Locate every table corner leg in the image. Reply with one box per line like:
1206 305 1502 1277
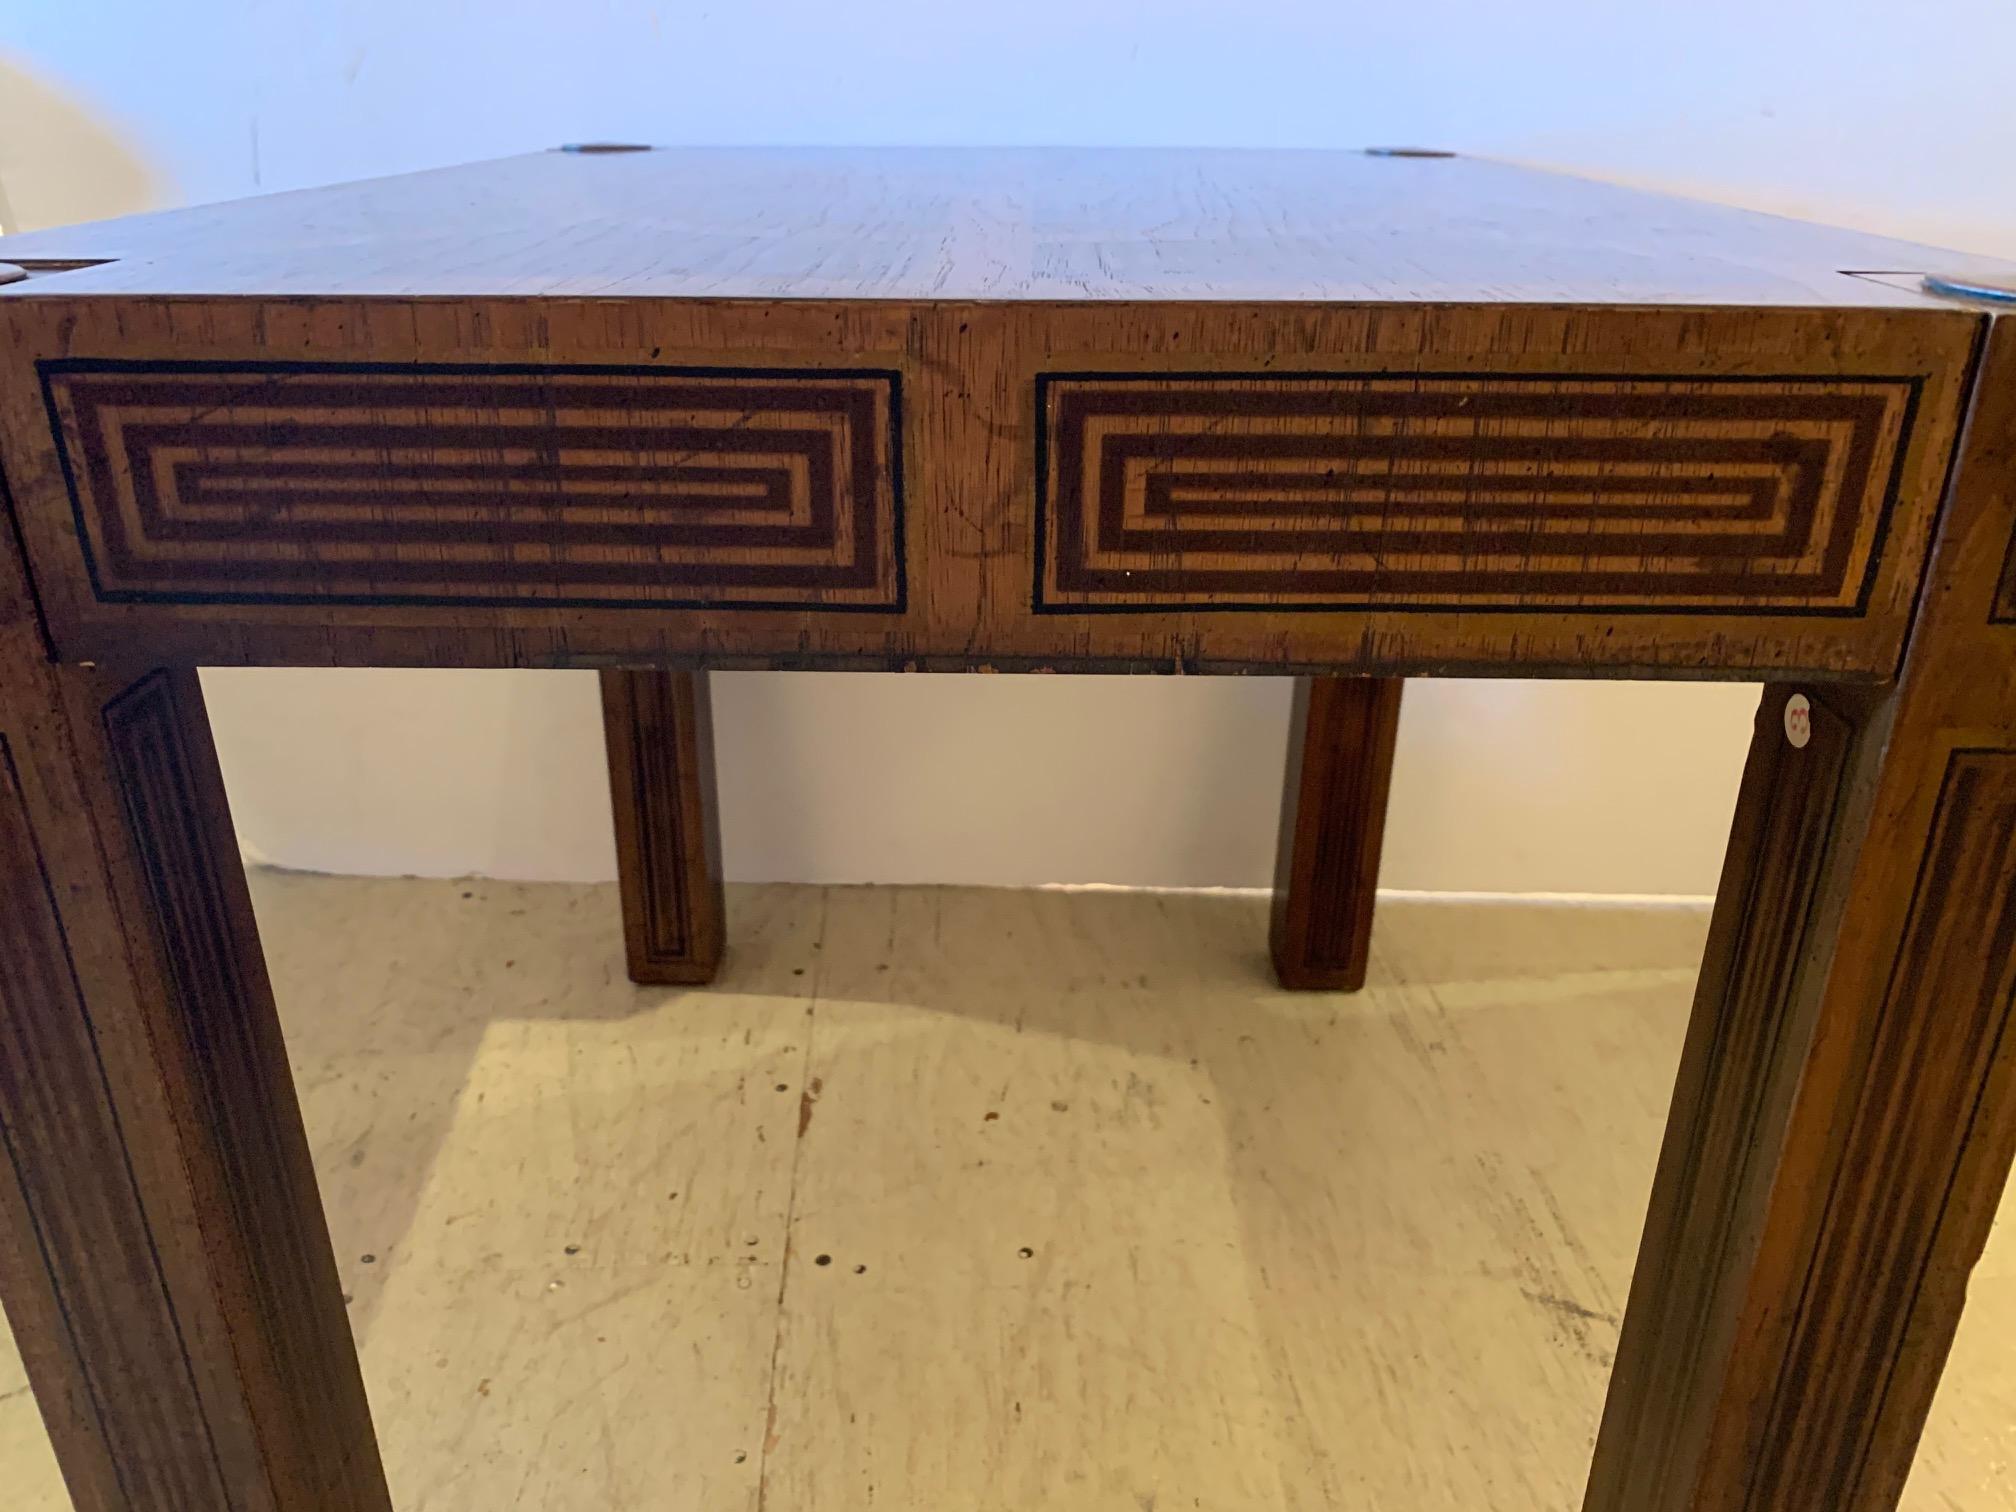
0 660 391 1511
599 667 727 987
1269 675 1404 992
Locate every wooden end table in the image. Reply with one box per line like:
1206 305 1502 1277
0 146 2011 1512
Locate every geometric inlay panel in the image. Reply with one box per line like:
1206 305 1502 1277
1036 373 1918 615
41 360 903 612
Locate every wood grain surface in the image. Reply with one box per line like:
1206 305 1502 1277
0 147 2003 305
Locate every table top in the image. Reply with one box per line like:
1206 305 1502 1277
0 146 2001 682
0 145 2001 308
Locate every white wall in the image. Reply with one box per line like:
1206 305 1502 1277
197 670 1758 894
10 2 2014 893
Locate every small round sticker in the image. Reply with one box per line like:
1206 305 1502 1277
1784 693 1812 749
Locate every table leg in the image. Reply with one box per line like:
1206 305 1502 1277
0 661 389 1512
1587 320 2016 1512
599 669 726 986
1270 676 1404 991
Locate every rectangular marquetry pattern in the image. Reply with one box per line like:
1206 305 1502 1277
1036 373 1919 614
40 360 903 612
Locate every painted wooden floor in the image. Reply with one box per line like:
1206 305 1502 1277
2 877 2009 1510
